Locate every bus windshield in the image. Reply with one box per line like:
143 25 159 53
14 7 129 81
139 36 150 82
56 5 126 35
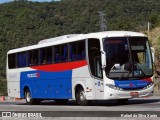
103 37 153 80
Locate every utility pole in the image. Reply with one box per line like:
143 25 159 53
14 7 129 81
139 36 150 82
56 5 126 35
148 22 150 33
98 11 107 31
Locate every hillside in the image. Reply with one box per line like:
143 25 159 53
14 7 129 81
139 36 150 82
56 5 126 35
148 27 160 46
0 0 160 78
147 27 160 66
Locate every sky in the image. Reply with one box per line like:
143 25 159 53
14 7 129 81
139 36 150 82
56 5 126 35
0 0 61 4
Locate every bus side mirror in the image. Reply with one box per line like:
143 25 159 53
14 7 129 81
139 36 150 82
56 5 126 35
101 51 106 68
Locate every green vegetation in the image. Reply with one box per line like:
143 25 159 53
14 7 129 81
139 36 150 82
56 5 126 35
0 79 7 96
1 0 160 94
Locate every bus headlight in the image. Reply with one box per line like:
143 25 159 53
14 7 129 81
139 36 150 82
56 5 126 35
143 82 153 90
106 84 123 91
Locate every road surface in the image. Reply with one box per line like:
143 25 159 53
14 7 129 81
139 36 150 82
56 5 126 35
0 95 160 120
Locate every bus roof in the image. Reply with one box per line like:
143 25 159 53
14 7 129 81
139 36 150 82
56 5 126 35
7 31 146 54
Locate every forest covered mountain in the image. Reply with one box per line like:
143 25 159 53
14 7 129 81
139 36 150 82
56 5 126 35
0 0 160 78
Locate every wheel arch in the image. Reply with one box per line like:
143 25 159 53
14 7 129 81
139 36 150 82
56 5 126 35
22 85 32 98
74 82 86 99
24 86 29 92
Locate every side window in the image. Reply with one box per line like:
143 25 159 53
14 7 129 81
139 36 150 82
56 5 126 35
40 48 45 64
54 45 61 63
69 42 77 61
17 52 27 68
88 38 102 79
78 41 85 60
61 44 68 62
8 54 16 69
54 44 68 63
28 49 39 66
46 47 52 64
69 40 85 61
40 47 52 65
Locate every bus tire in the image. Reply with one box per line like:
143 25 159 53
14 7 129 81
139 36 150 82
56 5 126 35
117 99 128 105
55 99 68 105
76 88 89 106
25 89 38 105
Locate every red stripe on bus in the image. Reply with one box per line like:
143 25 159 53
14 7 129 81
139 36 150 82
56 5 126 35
142 78 152 82
30 60 87 72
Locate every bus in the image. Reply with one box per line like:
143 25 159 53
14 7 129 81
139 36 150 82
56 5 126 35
7 31 154 105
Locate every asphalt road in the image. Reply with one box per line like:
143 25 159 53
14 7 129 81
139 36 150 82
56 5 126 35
0 95 160 120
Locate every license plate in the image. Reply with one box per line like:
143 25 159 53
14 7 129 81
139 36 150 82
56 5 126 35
130 92 139 98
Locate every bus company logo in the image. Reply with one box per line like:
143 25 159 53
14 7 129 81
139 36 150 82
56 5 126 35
27 72 40 78
119 83 135 87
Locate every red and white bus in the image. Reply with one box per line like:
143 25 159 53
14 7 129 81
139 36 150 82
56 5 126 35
7 31 154 105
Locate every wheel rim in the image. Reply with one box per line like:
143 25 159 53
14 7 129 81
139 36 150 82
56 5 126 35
26 91 31 102
79 91 85 101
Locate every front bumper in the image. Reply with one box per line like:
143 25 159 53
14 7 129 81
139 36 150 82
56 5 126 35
104 84 154 100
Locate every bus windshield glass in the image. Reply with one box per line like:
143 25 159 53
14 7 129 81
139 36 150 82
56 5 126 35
103 37 153 80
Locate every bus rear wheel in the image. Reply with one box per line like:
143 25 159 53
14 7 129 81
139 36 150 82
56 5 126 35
76 88 89 106
25 89 40 105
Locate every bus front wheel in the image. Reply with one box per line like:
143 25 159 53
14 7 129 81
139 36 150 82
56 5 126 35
76 88 89 106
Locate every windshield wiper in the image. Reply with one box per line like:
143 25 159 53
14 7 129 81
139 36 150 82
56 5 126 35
119 71 131 80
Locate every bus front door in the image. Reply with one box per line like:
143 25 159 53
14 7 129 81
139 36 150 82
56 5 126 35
94 56 104 99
